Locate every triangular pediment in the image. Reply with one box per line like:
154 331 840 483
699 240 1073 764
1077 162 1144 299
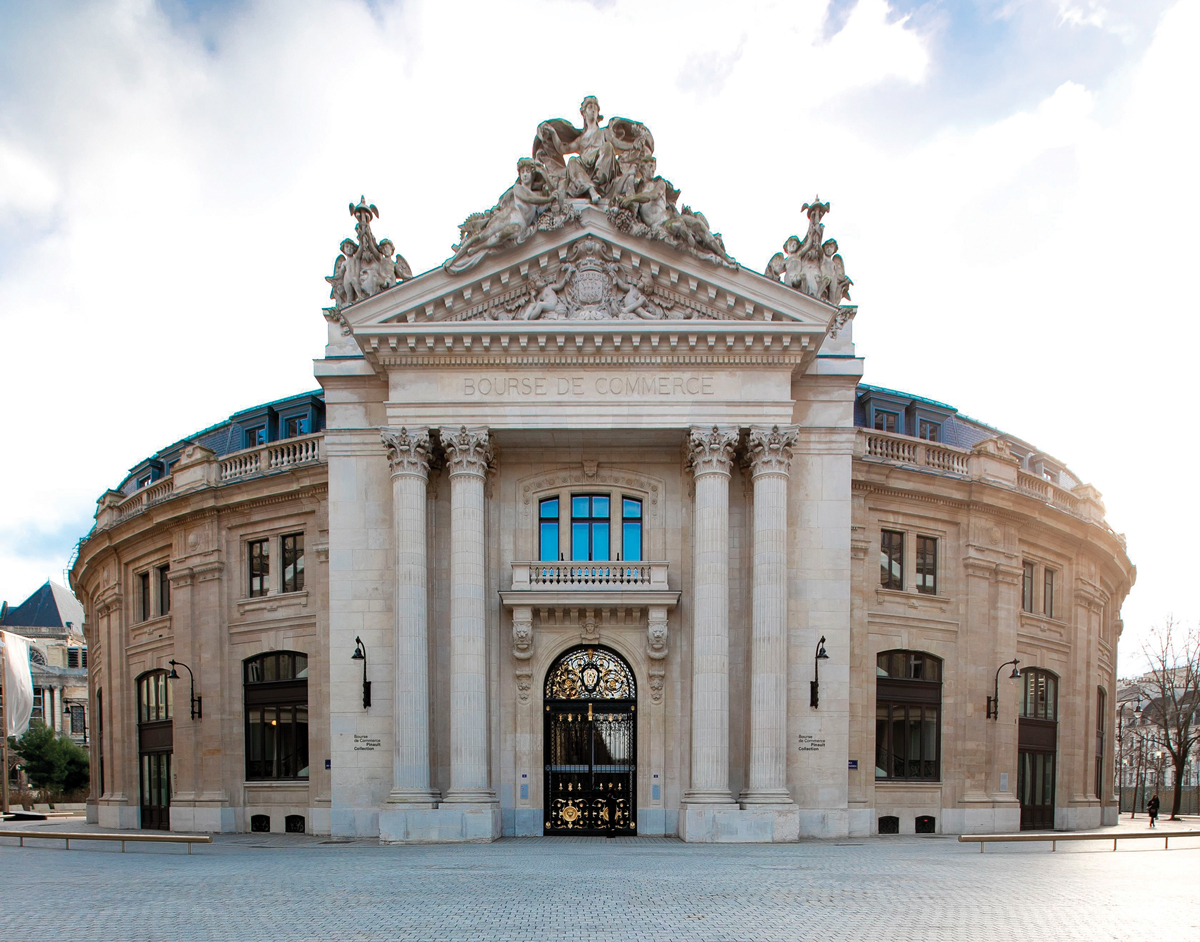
343 209 839 334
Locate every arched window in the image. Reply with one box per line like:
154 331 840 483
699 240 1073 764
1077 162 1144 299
137 670 173 723
875 651 942 781
135 670 173 830
1019 668 1058 720
244 652 309 780
29 647 46 666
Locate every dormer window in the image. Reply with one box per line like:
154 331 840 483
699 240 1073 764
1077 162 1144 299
873 411 897 433
245 426 267 448
282 416 309 438
917 420 940 442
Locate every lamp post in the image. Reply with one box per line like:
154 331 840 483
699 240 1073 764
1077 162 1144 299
809 636 829 709
351 636 371 709
167 660 202 720
986 659 1021 720
1117 691 1144 816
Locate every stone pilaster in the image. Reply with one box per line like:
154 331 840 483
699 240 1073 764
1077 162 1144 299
381 427 438 807
742 424 798 806
682 425 739 806
439 426 497 805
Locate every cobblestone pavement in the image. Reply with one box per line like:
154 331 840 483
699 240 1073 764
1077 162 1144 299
2 823 1197 941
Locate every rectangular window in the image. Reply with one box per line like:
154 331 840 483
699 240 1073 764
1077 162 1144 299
880 530 904 590
283 416 309 438
1095 688 1107 799
68 647 80 669
915 536 937 595
571 495 610 562
622 498 643 562
31 686 44 723
81 648 87 669
281 533 305 593
69 704 85 735
539 498 560 562
873 411 897 432
137 475 152 489
918 420 940 442
1043 568 1055 618
138 571 151 621
158 565 171 616
245 426 267 448
1022 560 1036 612
248 539 269 597
875 703 940 781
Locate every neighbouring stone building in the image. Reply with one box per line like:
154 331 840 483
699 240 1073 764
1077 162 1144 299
70 99 1134 840
1 581 90 748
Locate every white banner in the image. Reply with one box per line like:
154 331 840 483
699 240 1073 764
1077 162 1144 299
1 631 34 737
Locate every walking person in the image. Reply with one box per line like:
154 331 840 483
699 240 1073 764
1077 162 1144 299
1147 792 1160 828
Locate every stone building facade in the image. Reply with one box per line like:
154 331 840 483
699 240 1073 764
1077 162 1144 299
70 101 1134 840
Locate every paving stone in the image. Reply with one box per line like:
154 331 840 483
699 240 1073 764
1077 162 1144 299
1 830 1196 940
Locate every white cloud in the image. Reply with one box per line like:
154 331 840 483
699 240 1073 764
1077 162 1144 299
0 0 1194 675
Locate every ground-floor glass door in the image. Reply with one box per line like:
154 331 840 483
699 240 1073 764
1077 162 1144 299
543 646 636 835
139 751 172 831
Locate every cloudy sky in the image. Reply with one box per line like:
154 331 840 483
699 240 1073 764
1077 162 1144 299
1 0 1195 673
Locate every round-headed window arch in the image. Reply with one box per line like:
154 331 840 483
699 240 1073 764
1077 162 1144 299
544 645 636 701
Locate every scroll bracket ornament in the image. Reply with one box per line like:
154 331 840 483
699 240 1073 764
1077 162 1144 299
381 427 432 478
512 606 534 703
646 606 668 705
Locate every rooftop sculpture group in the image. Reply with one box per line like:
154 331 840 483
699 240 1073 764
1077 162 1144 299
325 197 412 314
764 197 852 306
323 98 855 323
444 96 737 274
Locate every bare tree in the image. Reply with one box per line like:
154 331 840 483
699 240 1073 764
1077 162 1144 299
1140 618 1200 820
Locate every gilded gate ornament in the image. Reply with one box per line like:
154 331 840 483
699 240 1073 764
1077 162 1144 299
545 647 636 700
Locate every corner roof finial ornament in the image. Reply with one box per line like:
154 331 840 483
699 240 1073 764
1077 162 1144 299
766 195 852 310
323 197 412 325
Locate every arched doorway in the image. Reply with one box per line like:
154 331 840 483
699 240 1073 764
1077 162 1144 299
136 670 173 831
1017 667 1059 830
543 646 636 835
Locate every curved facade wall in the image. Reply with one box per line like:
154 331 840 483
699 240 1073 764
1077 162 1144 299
72 386 1133 838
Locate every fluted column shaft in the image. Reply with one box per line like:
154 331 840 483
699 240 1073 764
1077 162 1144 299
743 425 798 805
382 428 438 806
440 426 495 803
684 425 739 803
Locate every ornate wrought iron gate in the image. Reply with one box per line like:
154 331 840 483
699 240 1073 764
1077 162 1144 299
543 646 637 835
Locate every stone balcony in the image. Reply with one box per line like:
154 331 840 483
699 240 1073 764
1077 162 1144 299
501 560 679 612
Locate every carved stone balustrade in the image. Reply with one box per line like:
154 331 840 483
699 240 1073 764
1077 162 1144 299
502 560 677 611
219 433 324 483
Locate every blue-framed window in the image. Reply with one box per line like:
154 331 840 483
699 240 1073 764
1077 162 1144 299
622 498 643 561
571 495 610 561
539 498 560 561
281 415 309 438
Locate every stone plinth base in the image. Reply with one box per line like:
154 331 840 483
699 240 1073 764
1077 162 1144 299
1101 805 1118 827
942 800 1021 835
379 805 501 843
97 802 140 830
679 804 799 842
170 804 236 833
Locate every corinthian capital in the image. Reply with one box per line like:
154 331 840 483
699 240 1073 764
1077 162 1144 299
440 425 493 477
381 427 432 478
747 424 799 477
687 425 739 476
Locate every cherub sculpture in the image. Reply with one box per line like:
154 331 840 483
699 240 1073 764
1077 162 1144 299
519 266 573 320
611 267 665 319
326 198 412 310
765 197 852 304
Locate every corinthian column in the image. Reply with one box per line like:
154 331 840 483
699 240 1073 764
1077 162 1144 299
381 427 439 807
683 425 739 805
742 425 799 806
439 426 496 804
